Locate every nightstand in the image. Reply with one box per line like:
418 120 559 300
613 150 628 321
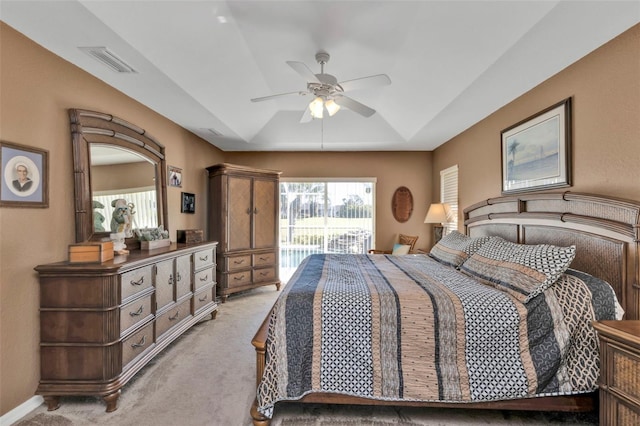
592 320 640 425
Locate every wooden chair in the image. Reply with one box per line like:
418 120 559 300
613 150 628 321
368 234 419 254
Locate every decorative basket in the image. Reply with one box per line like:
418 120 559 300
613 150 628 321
140 239 171 250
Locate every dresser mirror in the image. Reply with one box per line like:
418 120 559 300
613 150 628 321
70 109 168 244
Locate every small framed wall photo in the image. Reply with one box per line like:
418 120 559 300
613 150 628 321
501 97 572 195
181 192 195 214
168 165 182 187
0 141 49 208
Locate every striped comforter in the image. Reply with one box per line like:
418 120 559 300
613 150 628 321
257 254 619 417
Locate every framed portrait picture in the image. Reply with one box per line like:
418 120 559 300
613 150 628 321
501 97 572 195
0 141 49 208
181 192 195 214
168 165 182 188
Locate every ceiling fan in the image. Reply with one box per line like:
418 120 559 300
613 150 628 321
251 51 391 123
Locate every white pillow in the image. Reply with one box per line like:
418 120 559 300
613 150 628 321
392 243 411 255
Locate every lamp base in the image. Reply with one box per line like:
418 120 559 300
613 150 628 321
433 225 444 244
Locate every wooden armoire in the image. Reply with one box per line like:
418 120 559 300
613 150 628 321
206 163 281 302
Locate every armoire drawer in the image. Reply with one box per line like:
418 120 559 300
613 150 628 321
226 254 252 271
227 270 251 288
253 252 276 267
254 267 276 283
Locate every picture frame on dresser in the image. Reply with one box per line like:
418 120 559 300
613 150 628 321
501 97 572 194
0 140 49 208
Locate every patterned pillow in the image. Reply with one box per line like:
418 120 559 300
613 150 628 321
460 237 576 303
429 231 492 268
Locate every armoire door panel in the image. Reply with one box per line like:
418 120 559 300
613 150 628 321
253 179 277 249
227 176 252 251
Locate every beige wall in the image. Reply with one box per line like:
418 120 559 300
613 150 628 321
1 19 639 419
0 23 225 415
433 23 640 226
224 151 434 252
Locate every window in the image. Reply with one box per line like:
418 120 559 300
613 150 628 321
280 178 376 281
440 165 458 234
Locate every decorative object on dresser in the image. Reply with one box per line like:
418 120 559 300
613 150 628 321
177 229 204 244
206 163 281 302
67 241 114 263
35 242 218 413
592 320 640 425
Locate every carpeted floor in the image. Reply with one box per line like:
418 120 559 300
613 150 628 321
14 286 598 426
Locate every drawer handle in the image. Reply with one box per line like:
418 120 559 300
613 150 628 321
259 271 269 277
129 306 144 317
199 255 209 261
259 257 268 261
169 310 180 321
131 335 146 349
233 259 246 265
233 275 245 281
130 276 144 286
199 274 208 281
168 274 174 285
176 272 182 282
199 294 208 302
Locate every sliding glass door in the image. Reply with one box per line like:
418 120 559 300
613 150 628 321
279 179 376 281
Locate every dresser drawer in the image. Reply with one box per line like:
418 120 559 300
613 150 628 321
121 265 153 301
227 270 251 288
226 254 252 271
611 344 640 401
122 322 153 369
194 248 214 270
254 267 276 283
120 294 153 335
194 285 215 314
194 267 214 291
155 299 191 339
253 252 276 267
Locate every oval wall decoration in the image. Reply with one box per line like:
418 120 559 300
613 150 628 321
391 186 413 223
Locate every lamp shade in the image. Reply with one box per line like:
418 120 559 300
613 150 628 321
325 98 341 116
309 96 324 118
424 203 451 224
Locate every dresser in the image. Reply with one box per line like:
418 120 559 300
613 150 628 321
206 163 281 302
35 242 217 412
592 320 640 425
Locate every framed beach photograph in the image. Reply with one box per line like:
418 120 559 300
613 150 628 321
501 98 572 194
181 192 195 214
0 141 49 208
168 165 182 188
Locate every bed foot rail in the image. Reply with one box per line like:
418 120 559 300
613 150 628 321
251 398 271 426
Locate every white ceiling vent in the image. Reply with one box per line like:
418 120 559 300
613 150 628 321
79 47 137 73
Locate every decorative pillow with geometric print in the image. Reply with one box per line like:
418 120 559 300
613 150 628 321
429 230 493 268
459 236 576 303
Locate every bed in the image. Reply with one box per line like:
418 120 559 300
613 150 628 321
250 191 640 425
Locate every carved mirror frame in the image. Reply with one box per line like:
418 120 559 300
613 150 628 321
70 109 168 243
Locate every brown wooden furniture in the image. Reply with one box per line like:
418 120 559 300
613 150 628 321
592 320 640 425
251 191 640 425
35 242 218 412
207 163 281 302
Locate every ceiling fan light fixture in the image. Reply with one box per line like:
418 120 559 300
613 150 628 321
325 98 340 116
309 96 324 119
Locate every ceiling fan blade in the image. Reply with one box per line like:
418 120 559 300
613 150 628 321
339 74 391 92
299 107 312 123
334 95 376 117
251 90 305 102
287 61 321 83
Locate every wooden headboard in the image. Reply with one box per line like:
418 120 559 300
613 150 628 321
464 191 640 320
